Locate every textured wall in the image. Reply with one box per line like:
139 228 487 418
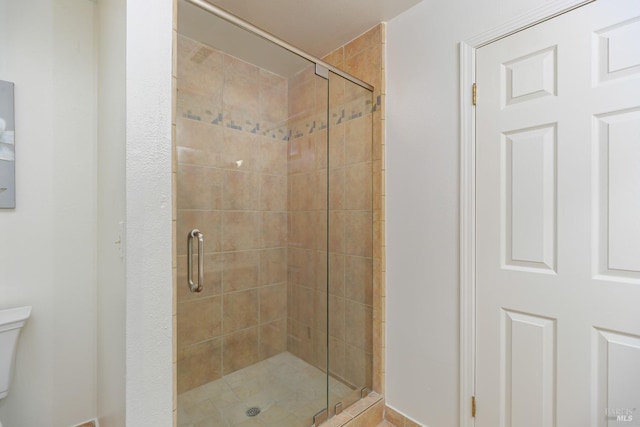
125 0 174 425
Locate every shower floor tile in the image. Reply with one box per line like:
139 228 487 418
178 352 354 427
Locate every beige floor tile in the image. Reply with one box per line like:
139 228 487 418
185 399 220 423
178 351 359 427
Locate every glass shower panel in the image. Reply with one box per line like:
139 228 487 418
327 71 374 416
175 4 330 425
286 63 330 425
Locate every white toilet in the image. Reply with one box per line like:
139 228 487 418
0 306 32 427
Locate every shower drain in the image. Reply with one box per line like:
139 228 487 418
246 407 261 417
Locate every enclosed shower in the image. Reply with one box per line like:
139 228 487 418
175 1 375 426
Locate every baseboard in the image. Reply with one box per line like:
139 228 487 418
73 418 98 427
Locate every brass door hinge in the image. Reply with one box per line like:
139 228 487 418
472 83 477 106
472 396 476 417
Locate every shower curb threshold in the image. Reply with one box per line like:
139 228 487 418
318 392 383 427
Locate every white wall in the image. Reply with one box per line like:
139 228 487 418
97 0 127 425
125 0 174 425
385 0 556 425
0 0 98 426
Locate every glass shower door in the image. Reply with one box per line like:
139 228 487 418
284 63 330 425
175 8 331 425
176 3 374 426
327 71 374 416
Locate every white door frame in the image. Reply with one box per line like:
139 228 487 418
458 1 594 425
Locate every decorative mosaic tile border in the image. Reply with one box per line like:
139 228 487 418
178 92 379 142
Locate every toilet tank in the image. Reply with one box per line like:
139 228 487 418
0 306 31 399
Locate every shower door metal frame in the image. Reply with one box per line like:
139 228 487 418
182 0 374 92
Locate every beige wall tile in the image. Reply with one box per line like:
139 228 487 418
329 123 345 168
289 284 314 325
328 295 345 341
345 211 373 257
259 174 287 211
223 55 259 128
259 137 288 175
372 121 382 162
346 45 382 89
345 25 381 59
222 251 260 293
177 165 223 210
345 162 373 211
315 212 328 252
329 168 346 210
315 251 328 291
288 211 314 250
288 66 316 117
329 335 346 379
345 345 372 389
315 169 329 211
313 290 327 333
177 253 223 302
259 283 287 323
287 319 313 363
221 127 260 171
222 170 259 210
261 211 287 248
288 248 315 286
315 129 329 169
289 172 315 211
328 252 345 297
345 255 373 305
177 296 222 348
260 248 287 286
288 135 316 175
329 74 346 111
222 211 260 251
177 338 222 394
328 211 345 254
222 327 259 375
259 69 288 130
176 118 223 167
313 330 328 370
323 47 345 68
222 289 259 333
345 116 373 165
345 301 373 351
177 210 222 255
177 35 224 97
259 318 287 360
373 169 382 211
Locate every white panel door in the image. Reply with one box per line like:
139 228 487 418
476 1 640 426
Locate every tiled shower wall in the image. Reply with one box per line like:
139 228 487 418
174 23 386 406
323 24 387 396
285 63 375 393
284 24 386 398
175 35 290 393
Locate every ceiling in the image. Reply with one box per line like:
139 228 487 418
178 0 423 77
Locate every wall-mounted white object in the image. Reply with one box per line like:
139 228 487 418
0 80 15 209
0 306 31 400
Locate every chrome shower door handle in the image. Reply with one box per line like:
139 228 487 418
187 229 204 293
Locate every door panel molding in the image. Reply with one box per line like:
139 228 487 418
459 2 594 426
